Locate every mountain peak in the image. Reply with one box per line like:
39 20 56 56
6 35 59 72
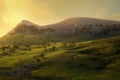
16 20 42 29
7 20 41 35
60 17 120 25
20 20 35 26
6 17 120 37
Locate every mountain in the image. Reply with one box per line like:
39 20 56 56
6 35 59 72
7 20 42 35
0 17 120 80
1 17 120 45
7 17 120 36
44 17 120 37
46 17 120 29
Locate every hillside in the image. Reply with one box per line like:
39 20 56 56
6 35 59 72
1 17 120 45
0 17 120 80
0 35 120 80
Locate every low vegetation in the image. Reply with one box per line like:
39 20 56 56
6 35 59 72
0 36 120 80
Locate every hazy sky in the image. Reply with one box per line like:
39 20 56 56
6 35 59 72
0 0 120 37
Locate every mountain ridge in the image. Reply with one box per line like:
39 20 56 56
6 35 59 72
9 17 120 30
2 17 120 45
6 17 120 36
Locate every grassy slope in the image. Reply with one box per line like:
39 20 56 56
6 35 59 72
30 36 120 80
0 36 120 80
0 33 98 46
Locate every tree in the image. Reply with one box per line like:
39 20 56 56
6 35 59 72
40 53 45 59
52 46 56 51
63 42 67 47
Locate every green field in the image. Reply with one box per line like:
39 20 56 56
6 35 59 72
0 36 120 80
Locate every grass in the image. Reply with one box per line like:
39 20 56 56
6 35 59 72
0 36 119 80
0 48 44 68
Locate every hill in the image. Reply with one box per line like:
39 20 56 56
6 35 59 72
0 35 120 80
1 17 120 45
0 17 120 80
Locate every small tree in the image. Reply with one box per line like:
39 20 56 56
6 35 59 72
63 42 67 48
40 53 45 59
52 46 56 51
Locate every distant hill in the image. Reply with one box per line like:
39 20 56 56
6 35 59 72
1 17 120 45
7 20 42 35
44 17 120 37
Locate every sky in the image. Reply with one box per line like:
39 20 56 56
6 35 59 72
0 0 120 37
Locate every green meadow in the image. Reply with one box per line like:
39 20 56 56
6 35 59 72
0 36 120 80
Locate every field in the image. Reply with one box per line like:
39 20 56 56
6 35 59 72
0 36 120 80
